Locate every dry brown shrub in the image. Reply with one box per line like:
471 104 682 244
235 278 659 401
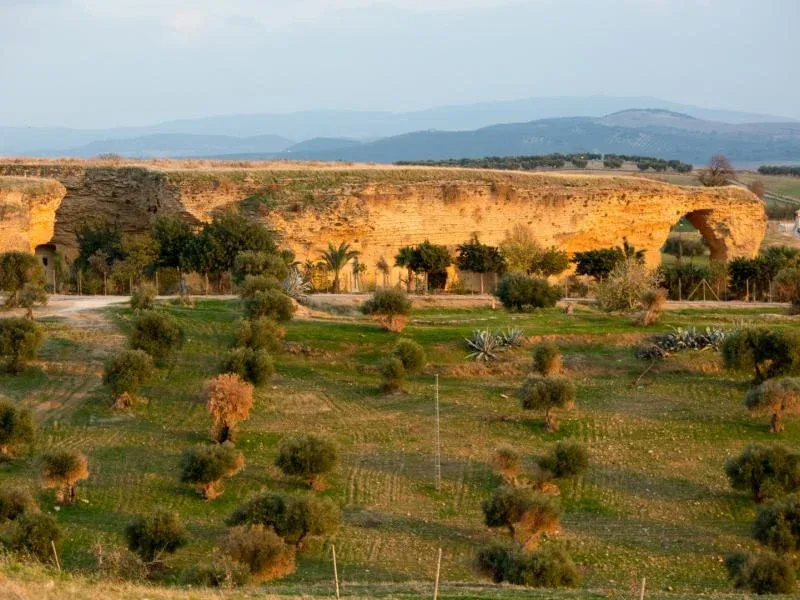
111 391 136 410
222 525 295 582
491 448 521 484
42 451 89 505
204 374 254 443
633 288 667 326
375 315 409 332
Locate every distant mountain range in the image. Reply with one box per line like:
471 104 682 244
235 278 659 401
2 97 800 165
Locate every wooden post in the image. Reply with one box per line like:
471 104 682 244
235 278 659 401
332 544 340 599
155 270 159 296
433 548 442 600
678 278 682 302
434 375 441 492
51 540 61 574
639 576 646 600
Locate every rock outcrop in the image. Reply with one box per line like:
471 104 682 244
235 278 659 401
0 161 767 285
0 177 66 253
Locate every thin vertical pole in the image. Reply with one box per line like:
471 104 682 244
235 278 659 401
51 540 61 574
433 548 442 600
435 375 441 491
332 544 340 599
639 576 646 600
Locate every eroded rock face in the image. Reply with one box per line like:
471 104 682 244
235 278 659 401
0 163 766 285
0 177 66 252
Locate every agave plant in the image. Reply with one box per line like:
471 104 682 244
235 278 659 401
499 327 525 348
651 326 726 353
282 269 311 303
465 329 505 362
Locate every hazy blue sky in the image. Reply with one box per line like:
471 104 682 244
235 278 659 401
2 0 798 127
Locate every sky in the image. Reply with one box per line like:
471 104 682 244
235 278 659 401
1 0 799 128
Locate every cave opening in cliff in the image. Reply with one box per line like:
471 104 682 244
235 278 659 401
35 243 58 290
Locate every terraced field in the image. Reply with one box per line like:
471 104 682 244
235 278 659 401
1 300 799 598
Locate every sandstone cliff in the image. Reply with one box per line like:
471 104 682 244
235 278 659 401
0 177 66 253
0 161 766 286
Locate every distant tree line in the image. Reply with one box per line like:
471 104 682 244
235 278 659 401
758 165 800 177
396 153 692 173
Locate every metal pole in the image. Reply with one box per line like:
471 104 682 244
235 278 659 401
435 375 441 492
332 544 340 600
51 540 61 573
433 548 442 600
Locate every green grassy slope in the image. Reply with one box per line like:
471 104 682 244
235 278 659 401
0 301 797 597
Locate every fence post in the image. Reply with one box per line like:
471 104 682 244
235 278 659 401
434 375 441 492
332 544 340 599
639 576 646 599
433 548 442 600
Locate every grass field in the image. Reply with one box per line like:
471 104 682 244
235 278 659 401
1 299 799 598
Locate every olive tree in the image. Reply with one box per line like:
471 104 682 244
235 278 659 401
275 434 337 489
518 375 576 432
179 443 244 500
0 317 44 373
130 310 184 363
392 338 426 373
722 327 800 384
0 487 37 522
204 373 254 443
532 342 561 376
3 512 63 563
0 401 34 458
537 441 589 479
222 525 295 581
0 251 46 309
125 511 187 566
227 492 341 548
361 288 412 332
41 450 89 505
724 444 800 503
753 493 800 552
103 349 154 402
481 486 560 547
746 378 800 433
221 347 274 386
725 550 796 595
495 273 560 311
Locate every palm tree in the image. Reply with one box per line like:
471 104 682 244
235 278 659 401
394 246 416 293
318 242 359 293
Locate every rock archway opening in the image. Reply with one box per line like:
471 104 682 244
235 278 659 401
660 209 731 267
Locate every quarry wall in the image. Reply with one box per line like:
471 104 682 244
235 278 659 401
0 162 767 287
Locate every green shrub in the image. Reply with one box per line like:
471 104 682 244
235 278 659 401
392 338 426 373
725 444 800 503
178 556 250 587
239 274 282 299
275 434 337 489
379 356 406 391
0 401 35 457
222 525 295 581
475 541 515 583
482 487 560 543
179 443 244 500
532 342 561 376
1 512 62 562
233 251 289 285
130 310 184 363
362 288 412 332
227 493 341 547
243 289 295 321
722 327 800 383
538 441 589 479
130 284 156 310
518 375 576 431
221 347 274 386
725 550 796 594
495 273 561 311
0 488 37 522
125 511 187 563
0 251 45 307
506 546 581 588
103 349 154 398
753 493 800 551
233 317 284 353
0 317 43 373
